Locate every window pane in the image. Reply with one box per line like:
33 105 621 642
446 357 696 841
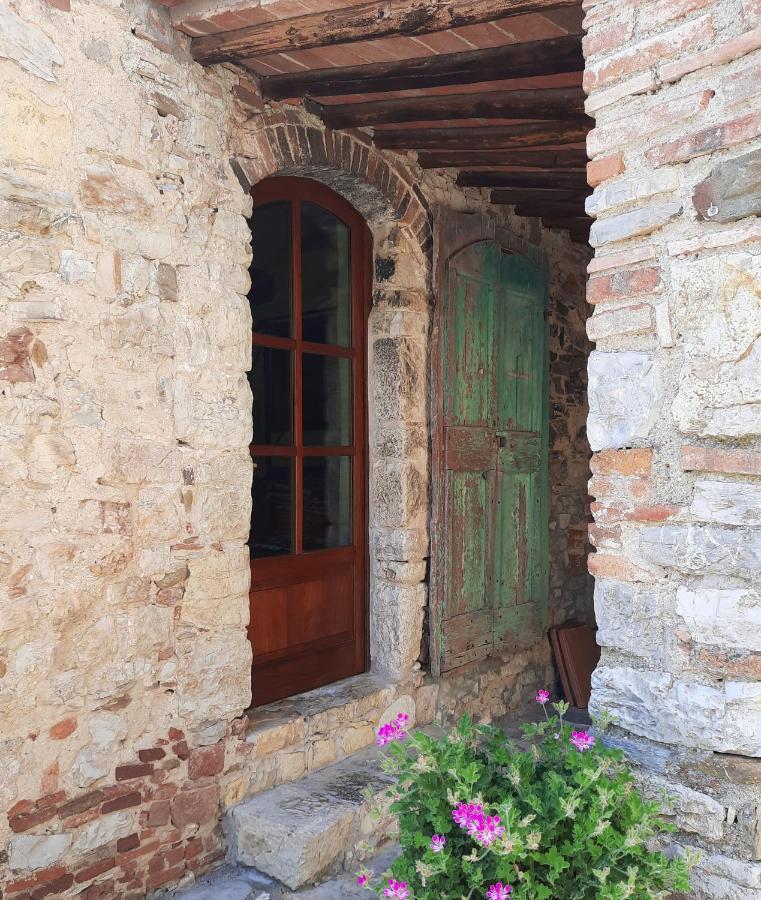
250 457 294 558
301 202 351 346
302 354 352 446
249 201 292 337
250 347 292 446
303 456 352 551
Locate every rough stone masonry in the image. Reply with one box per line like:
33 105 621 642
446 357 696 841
584 0 761 896
0 0 594 896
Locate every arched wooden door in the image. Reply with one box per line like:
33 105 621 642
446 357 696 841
247 177 370 706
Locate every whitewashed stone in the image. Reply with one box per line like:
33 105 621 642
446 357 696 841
594 580 667 660
9 833 72 871
640 524 761 578
72 811 134 854
691 480 761 526
182 549 250 629
586 170 680 217
587 351 662 450
0 7 64 82
640 774 725 840
89 711 128 749
591 666 761 755
59 250 95 284
1 84 73 167
677 586 761 651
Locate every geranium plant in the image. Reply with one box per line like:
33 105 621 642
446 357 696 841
358 697 693 900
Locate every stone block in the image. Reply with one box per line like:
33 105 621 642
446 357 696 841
9 833 72 871
693 149 761 223
176 631 252 729
587 351 662 450
639 773 725 840
182 549 250 629
1 84 72 168
171 784 220 828
590 201 682 247
586 170 680 217
72 810 134 854
372 336 426 424
677 586 761 652
372 460 427 529
691 480 761 527
586 302 654 342
685 849 761 900
0 6 64 82
640 524 761 578
594 580 667 660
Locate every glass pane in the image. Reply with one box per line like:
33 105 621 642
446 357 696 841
301 202 351 346
249 201 292 337
303 456 352 551
250 347 292 446
302 354 352 446
250 457 294 558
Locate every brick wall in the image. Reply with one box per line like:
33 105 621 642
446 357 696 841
584 0 761 895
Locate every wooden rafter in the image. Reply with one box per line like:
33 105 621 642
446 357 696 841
458 171 588 189
417 149 588 169
489 188 587 204
191 0 580 64
259 35 583 100
372 118 590 151
312 87 585 129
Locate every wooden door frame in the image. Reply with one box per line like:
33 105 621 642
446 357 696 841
429 206 548 677
248 176 372 702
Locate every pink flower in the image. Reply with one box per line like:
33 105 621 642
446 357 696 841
570 730 596 752
430 834 446 853
471 814 505 847
356 874 369 887
535 689 551 705
383 879 410 898
452 801 483 829
487 884 512 900
376 713 410 746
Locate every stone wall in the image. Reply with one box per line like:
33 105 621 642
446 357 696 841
584 0 761 895
0 0 591 895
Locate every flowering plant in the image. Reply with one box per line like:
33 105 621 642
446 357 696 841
359 697 692 899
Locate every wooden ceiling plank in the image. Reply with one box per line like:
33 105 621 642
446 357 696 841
417 148 588 168
490 187 587 202
313 86 585 128
372 118 590 151
191 0 581 64
458 170 587 188
259 34 582 100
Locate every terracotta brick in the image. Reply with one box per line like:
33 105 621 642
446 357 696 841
170 784 220 828
138 748 166 763
78 880 116 900
697 648 761 679
588 522 623 548
49 717 77 740
115 763 153 781
661 24 761 83
184 837 203 859
6 866 67 893
43 0 71 9
74 857 116 883
587 152 624 187
588 552 656 582
637 0 716 32
681 446 761 476
9 805 57 833
168 727 184 741
590 449 653 477
647 111 761 167
624 503 682 522
172 740 189 760
583 17 634 58
188 741 224 780
37 790 66 809
57 790 104 818
102 790 141 813
588 244 657 275
588 266 663 305
116 833 140 853
147 800 170 827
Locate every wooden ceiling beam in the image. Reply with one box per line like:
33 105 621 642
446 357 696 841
372 118 591 151
259 35 583 100
490 188 587 204
312 87 585 129
512 202 589 217
458 170 588 189
191 0 581 64
417 149 588 169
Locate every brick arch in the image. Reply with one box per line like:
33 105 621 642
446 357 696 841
230 106 432 271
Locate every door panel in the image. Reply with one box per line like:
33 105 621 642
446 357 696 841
436 237 548 673
247 178 369 707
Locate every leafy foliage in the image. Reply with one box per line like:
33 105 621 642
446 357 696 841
363 703 692 900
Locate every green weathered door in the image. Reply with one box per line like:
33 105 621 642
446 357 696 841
437 241 548 672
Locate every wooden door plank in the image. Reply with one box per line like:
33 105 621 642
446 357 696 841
314 87 586 129
260 35 583 100
192 0 582 64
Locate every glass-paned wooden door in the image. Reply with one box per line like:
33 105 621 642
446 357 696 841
247 177 369 706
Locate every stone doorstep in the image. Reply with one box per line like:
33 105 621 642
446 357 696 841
229 744 397 891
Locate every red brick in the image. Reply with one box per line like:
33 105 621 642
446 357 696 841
31 873 75 898
79 880 116 900
62 805 103 829
43 0 70 9
637 0 716 32
116 839 161 866
9 805 57 833
661 24 761 83
147 801 170 827
170 784 220 828
146 864 186 889
647 111 761 167
587 152 624 187
37 790 66 809
188 742 224 780
49 717 77 740
115 763 153 781
583 17 635 58
588 523 623 548
138 748 166 763
172 740 189 760
74 857 116 883
57 790 104 818
588 552 656 583
184 837 203 859
587 266 663 305
681 446 761 476
590 449 653 477
8 799 34 817
6 866 67 893
624 503 682 522
116 833 140 853
102 790 141 813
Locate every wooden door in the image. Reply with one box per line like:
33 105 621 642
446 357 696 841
247 177 369 707
433 238 549 673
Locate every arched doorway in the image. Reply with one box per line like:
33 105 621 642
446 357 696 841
247 177 371 706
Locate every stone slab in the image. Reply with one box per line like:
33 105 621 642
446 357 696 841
230 746 395 889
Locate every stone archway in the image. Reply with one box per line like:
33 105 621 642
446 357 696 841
230 105 433 683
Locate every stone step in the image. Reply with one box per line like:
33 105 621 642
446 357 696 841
228 744 396 891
